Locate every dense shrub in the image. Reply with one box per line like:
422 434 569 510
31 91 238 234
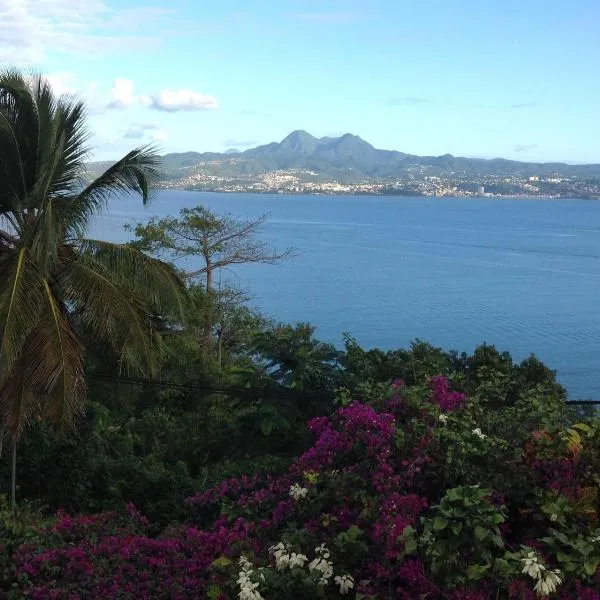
3 375 599 599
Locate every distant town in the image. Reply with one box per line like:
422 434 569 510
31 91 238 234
159 167 600 199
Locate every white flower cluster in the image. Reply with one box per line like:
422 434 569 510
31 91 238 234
237 556 264 600
334 574 355 595
472 427 487 440
308 543 334 585
269 542 308 571
521 551 562 596
265 542 354 594
289 483 309 500
438 413 449 424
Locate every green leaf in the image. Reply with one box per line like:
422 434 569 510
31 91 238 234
583 560 599 576
466 563 490 580
474 525 488 541
433 516 449 531
404 538 418 554
260 418 273 436
206 584 223 600
494 558 510 573
212 557 232 569
451 521 463 535
445 488 462 502
401 525 415 538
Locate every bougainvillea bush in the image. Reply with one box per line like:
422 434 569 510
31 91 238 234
3 376 600 599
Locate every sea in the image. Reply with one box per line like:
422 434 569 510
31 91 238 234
91 191 600 400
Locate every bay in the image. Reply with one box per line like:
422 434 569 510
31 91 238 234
91 192 600 400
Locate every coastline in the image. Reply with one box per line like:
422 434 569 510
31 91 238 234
172 187 598 200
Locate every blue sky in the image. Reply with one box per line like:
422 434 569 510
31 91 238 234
3 0 600 162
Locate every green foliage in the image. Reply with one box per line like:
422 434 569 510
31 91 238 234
252 323 342 394
341 336 451 389
540 527 600 580
404 485 507 588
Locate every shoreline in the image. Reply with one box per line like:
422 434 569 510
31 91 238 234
166 188 599 201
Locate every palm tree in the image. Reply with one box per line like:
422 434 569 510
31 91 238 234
0 69 186 505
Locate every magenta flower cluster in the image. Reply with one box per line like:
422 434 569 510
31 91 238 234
428 375 466 412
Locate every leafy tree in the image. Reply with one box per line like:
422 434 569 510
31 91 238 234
0 69 186 504
341 336 452 390
128 206 294 339
250 323 342 402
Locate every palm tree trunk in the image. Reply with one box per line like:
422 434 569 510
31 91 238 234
10 438 17 508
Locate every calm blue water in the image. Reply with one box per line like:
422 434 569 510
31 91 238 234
91 192 600 400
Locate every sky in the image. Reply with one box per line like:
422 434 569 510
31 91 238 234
2 0 600 162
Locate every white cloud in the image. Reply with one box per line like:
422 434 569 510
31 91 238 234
107 78 151 109
106 81 217 113
152 131 169 141
0 0 172 64
150 89 218 112
42 72 78 97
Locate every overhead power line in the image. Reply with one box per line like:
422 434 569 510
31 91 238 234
86 373 600 405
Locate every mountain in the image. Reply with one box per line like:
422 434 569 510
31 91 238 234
87 131 600 183
240 130 409 176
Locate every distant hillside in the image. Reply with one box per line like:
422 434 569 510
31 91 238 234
87 131 600 182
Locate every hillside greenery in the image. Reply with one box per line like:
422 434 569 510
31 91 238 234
2 72 600 599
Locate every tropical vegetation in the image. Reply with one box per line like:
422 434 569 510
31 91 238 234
1 70 599 599
0 68 185 503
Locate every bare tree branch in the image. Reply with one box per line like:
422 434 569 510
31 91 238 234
129 206 296 291
129 205 296 339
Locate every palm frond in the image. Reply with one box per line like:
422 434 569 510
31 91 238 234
74 238 188 320
30 80 88 199
57 255 162 377
29 282 85 429
0 68 40 219
0 68 172 441
0 361 38 441
65 146 162 238
0 248 44 385
42 92 89 198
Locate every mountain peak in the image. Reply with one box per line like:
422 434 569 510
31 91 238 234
281 130 317 143
279 130 319 155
